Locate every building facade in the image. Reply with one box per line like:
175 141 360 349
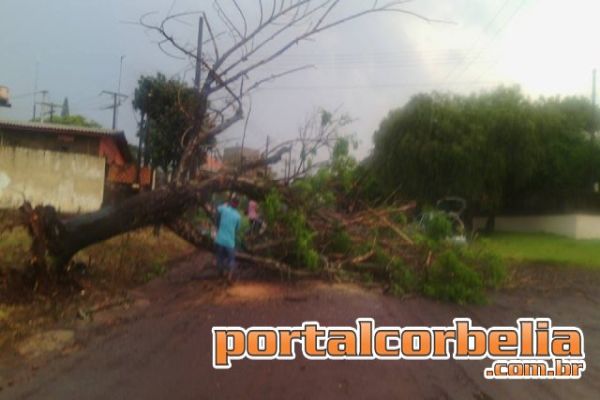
0 119 151 212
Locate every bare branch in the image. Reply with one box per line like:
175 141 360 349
202 12 221 60
217 2 442 90
232 0 248 38
214 0 244 41
244 64 315 94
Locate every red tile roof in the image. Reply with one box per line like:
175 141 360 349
0 118 132 162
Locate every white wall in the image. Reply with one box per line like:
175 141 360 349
0 146 105 213
473 214 600 239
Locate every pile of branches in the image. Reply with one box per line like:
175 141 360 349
174 184 427 291
236 190 505 304
312 204 422 271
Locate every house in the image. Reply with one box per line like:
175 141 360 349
222 146 271 179
0 119 151 213
0 119 131 163
222 146 261 168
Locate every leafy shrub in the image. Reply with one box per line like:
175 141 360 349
462 247 507 289
421 241 507 304
420 210 453 242
328 223 353 254
389 258 417 297
292 169 336 210
424 250 485 304
287 210 320 270
263 189 284 224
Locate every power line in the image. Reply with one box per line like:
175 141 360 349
255 80 502 92
472 0 531 82
442 0 512 84
453 0 528 82
270 48 475 60
262 56 497 72
10 91 39 100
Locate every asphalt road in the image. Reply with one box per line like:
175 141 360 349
1 254 599 399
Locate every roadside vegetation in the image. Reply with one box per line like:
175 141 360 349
246 137 507 305
372 87 600 223
478 232 600 269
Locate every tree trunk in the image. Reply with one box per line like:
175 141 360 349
22 176 271 276
19 147 291 285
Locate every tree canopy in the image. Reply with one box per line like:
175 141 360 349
372 86 600 214
36 114 102 128
61 97 70 118
132 73 203 172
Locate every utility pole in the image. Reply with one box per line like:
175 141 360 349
49 103 58 122
136 113 146 187
32 62 39 119
593 69 599 139
194 16 204 91
185 16 204 181
118 55 125 96
593 69 597 108
101 91 128 130
31 91 51 119
36 100 62 122
37 90 48 122
40 90 48 122
101 56 127 130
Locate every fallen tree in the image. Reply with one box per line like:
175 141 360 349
13 1 441 284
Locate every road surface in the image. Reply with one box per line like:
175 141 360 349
1 254 599 399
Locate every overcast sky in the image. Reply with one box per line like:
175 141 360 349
2 0 600 160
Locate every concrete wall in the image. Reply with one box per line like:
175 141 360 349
473 214 600 239
0 146 105 213
573 215 600 239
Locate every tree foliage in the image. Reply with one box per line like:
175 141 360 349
132 73 203 172
372 86 600 214
61 98 70 118
38 114 102 128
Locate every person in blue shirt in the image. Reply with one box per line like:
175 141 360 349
215 196 241 282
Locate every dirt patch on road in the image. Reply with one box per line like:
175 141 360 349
216 282 283 304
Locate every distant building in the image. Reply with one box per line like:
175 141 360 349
200 153 224 173
0 119 151 212
222 146 261 168
221 146 270 179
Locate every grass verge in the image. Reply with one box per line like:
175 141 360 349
477 232 600 269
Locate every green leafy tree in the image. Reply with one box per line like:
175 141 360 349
61 97 70 118
132 73 204 172
35 114 102 128
372 86 600 216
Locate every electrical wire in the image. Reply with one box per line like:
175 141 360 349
452 0 528 82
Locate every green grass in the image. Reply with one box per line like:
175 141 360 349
478 232 600 268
